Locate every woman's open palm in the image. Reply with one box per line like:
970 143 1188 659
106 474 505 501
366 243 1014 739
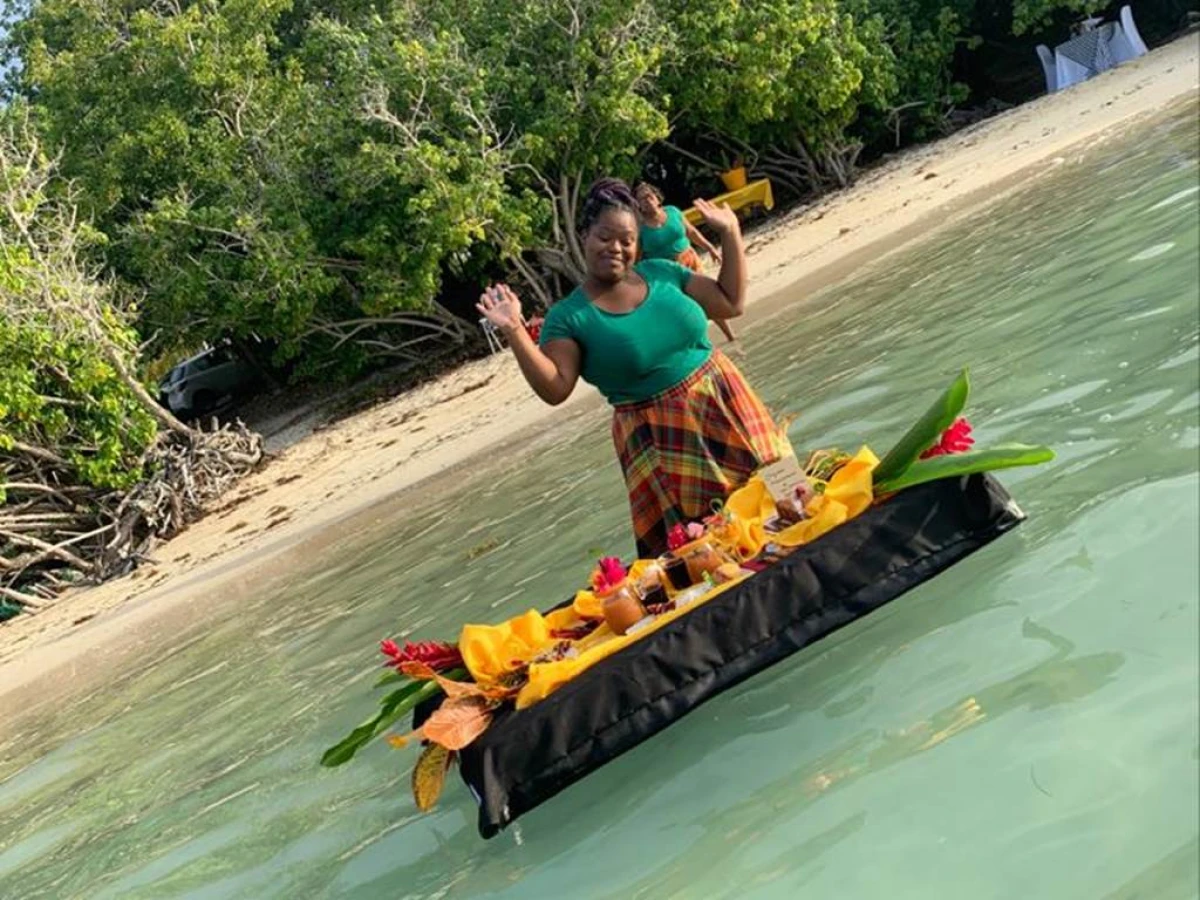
476 284 523 332
693 198 740 238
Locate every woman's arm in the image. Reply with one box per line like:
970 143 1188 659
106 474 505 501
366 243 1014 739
682 199 746 320
478 285 581 406
504 329 581 406
684 220 721 262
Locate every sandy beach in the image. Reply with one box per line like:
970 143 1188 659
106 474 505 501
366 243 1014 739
1 34 1196 724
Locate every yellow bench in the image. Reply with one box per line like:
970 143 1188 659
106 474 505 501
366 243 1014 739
683 178 774 226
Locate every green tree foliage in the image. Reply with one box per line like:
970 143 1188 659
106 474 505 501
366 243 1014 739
0 315 158 497
660 0 897 191
14 0 511 374
847 0 976 149
0 119 160 499
1010 0 1105 35
6 0 1102 365
421 0 674 284
0 115 265 611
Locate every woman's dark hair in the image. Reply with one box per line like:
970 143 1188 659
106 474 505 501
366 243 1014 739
633 182 663 203
579 177 638 233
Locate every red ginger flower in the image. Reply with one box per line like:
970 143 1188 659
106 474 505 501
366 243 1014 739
667 522 706 551
590 556 627 593
380 639 464 673
920 418 974 459
667 523 689 551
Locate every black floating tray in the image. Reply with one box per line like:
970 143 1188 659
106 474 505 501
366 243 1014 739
450 474 1024 838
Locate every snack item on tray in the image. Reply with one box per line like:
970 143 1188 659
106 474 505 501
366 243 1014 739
602 584 648 636
661 554 691 591
713 562 745 584
683 541 728 584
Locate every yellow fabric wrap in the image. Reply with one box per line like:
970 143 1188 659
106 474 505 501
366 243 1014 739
458 607 579 684
459 446 878 708
773 445 878 547
570 560 658 620
517 576 748 708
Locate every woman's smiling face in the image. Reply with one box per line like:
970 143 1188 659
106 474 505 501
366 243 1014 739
583 207 639 283
635 185 663 220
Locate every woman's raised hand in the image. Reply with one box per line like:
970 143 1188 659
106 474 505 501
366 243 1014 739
693 198 740 238
476 283 524 333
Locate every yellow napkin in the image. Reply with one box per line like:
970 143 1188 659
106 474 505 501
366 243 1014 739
460 446 879 706
773 446 878 546
517 575 748 707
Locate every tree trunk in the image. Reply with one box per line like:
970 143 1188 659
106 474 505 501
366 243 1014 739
557 173 587 281
508 253 556 311
534 244 585 285
99 340 194 436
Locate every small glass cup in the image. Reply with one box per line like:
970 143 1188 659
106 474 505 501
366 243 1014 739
602 583 647 636
637 562 667 593
661 555 692 591
640 581 669 610
683 541 728 584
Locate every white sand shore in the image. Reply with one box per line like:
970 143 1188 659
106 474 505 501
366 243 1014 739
1 34 1196 725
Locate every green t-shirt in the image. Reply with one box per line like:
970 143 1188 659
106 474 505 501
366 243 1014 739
638 205 690 260
539 259 712 405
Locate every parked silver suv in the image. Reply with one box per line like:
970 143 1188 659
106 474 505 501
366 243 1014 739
158 346 257 416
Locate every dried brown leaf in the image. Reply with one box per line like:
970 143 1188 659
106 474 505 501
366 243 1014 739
398 661 438 681
434 673 486 699
411 743 453 812
421 697 493 751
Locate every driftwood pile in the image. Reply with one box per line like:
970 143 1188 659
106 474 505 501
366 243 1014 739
1 420 262 616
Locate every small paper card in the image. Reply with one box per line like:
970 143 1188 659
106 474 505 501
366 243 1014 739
757 450 805 503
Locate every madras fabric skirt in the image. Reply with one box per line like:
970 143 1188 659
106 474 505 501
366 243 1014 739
613 350 782 558
676 246 703 272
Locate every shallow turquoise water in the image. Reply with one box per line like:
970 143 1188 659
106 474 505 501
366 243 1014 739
1 102 1197 899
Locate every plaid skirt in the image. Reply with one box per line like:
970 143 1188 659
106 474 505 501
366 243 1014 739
677 247 703 272
613 350 782 558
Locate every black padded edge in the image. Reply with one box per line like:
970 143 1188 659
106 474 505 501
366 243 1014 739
451 474 1023 838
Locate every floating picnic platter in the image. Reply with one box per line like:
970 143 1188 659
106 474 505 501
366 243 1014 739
323 368 1053 838
427 473 1023 837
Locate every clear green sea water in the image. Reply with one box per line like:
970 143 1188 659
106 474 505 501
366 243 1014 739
1 101 1197 900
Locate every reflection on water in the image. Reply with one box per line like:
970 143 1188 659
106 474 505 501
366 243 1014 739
1 101 1197 899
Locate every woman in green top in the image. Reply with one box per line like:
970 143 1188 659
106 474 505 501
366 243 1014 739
477 178 784 558
634 182 737 344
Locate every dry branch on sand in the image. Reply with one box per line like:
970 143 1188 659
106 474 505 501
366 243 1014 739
0 119 264 618
1 422 263 611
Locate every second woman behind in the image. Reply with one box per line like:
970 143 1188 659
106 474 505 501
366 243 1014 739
635 182 737 344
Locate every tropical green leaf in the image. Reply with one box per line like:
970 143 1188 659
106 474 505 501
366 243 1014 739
874 368 970 484
375 669 409 689
874 443 1055 494
320 679 442 767
320 720 384 769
